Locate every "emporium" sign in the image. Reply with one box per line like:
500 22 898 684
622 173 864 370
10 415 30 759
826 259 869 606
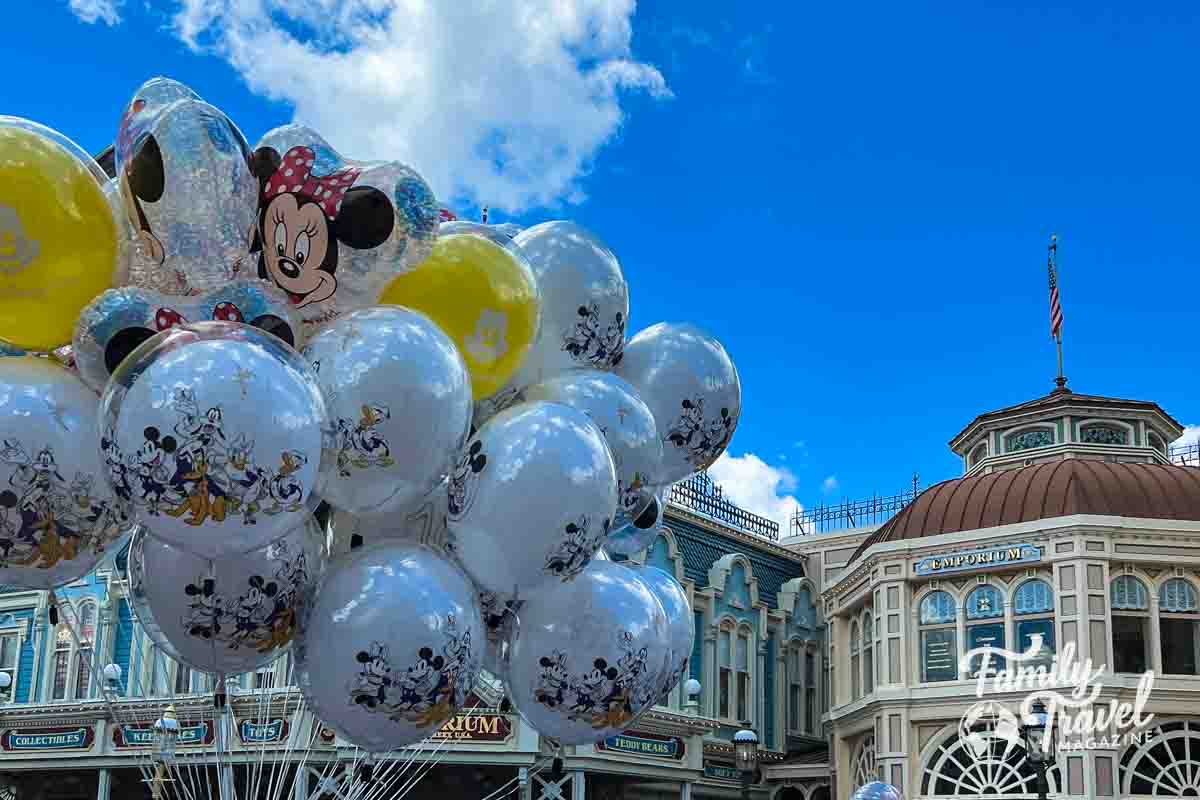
429 713 512 743
914 544 1040 576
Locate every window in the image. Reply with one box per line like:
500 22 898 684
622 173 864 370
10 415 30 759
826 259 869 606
862 614 874 695
965 585 1005 676
849 621 861 700
1005 427 1054 452
255 664 277 690
1080 424 1128 445
735 630 750 722
0 633 18 700
805 652 816 733
1013 579 1055 671
73 603 95 700
920 591 958 683
174 664 193 695
1111 576 1150 674
1148 431 1166 454
969 442 988 467
788 647 802 732
51 626 70 700
1160 578 1199 675
718 628 731 718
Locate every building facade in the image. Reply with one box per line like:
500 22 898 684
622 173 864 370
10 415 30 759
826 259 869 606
0 473 826 800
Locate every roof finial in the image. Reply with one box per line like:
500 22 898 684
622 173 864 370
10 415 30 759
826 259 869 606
1048 233 1070 394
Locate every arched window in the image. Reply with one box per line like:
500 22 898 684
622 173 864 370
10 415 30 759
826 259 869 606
862 613 874 695
735 627 751 722
920 591 957 683
1159 578 1199 675
1080 424 1128 445
849 621 861 700
50 625 71 700
1119 720 1200 796
1111 576 1150 674
1005 427 1054 453
787 643 802 733
852 734 877 793
73 603 96 700
965 585 1004 676
922 719 1060 797
718 626 731 719
1012 579 1055 671
969 442 988 467
1148 431 1166 454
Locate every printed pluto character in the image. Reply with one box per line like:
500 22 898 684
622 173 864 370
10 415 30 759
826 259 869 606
349 619 472 726
167 439 230 526
447 440 487 520
336 404 394 477
249 146 395 311
664 396 736 468
543 515 608 581
562 304 625 368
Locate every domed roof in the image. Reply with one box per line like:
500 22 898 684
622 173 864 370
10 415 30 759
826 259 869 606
851 460 1200 564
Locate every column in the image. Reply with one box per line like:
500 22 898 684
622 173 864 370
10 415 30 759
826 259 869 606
291 766 309 800
879 577 908 687
519 768 533 800
680 782 692 800
756 636 767 736
96 768 111 800
571 770 586 800
703 625 717 718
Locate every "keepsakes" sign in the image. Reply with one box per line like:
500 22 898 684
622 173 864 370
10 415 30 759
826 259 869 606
914 544 1040 576
112 721 214 749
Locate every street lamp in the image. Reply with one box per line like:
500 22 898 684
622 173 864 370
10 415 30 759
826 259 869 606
0 672 11 703
733 728 759 800
102 663 122 692
1020 698 1056 800
148 705 180 800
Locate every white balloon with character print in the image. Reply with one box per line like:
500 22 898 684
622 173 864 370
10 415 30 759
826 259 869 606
303 306 471 515
446 401 618 598
99 321 330 560
328 479 452 558
628 564 694 701
294 541 483 752
127 515 328 675
0 357 133 589
616 323 741 485
504 559 671 745
605 488 665 557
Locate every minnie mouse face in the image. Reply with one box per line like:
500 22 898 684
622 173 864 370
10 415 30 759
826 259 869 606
250 146 395 309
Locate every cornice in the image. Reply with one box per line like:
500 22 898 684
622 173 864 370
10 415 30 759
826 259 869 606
664 505 805 564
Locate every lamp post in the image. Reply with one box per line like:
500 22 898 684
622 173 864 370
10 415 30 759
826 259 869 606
684 679 701 716
148 705 179 800
733 728 759 800
0 672 11 703
102 663 122 693
1020 699 1056 800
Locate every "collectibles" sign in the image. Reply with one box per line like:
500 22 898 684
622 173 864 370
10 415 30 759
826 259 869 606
429 712 512 742
597 732 685 760
240 719 288 745
914 544 1040 576
112 721 214 749
2 727 94 752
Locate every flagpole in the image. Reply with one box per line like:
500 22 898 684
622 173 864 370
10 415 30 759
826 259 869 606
1050 234 1068 392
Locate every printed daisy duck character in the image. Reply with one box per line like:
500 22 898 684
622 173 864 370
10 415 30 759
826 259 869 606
250 146 395 310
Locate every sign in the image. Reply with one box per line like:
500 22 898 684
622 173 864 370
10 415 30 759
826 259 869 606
240 719 288 745
922 629 957 682
429 712 512 742
597 732 685 760
112 721 214 749
704 764 742 781
2 726 94 752
914 544 1040 576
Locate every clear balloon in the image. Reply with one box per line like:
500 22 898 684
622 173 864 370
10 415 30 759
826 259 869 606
328 480 452 558
628 564 693 700
851 783 904 800
252 125 439 328
0 117 122 351
446 401 617 597
505 559 669 745
128 516 327 674
73 279 302 393
99 322 329 559
114 78 259 296
302 306 471 514
295 541 483 752
521 370 661 528
616 323 741 484
605 489 664 556
0 357 132 588
379 230 540 401
478 589 520 681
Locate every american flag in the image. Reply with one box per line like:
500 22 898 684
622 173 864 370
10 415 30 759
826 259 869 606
1048 237 1064 339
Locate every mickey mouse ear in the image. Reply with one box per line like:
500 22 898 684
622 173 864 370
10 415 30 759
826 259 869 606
104 327 157 374
250 314 295 348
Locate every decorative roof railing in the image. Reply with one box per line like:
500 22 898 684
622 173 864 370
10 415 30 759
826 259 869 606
1169 441 1200 467
790 474 923 537
666 471 780 541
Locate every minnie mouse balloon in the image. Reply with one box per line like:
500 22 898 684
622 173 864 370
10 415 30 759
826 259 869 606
446 401 617 597
505 559 669 745
0 357 132 589
250 125 439 328
115 77 259 295
98 322 329 559
605 489 664 557
628 565 693 700
302 306 471 514
294 541 483 752
617 323 741 485
128 516 327 674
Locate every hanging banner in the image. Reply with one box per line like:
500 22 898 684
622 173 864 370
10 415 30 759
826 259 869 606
239 718 289 745
2 726 95 752
112 720 214 749
597 731 685 760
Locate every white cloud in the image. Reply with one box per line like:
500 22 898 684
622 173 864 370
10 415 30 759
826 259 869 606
708 452 803 536
168 0 670 212
821 475 838 495
1175 425 1200 447
68 0 123 25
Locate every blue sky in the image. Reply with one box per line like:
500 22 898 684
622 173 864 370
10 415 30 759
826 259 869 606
8 1 1200 529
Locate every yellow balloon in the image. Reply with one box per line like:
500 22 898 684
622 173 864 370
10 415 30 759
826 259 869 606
0 121 118 351
380 233 539 401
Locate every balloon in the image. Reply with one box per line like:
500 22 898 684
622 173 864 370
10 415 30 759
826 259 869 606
379 230 539 401
0 118 121 351
505 559 669 745
114 78 259 295
98 322 329 559
446 401 617 596
328 480 452 558
605 489 664 557
73 279 302 393
302 306 471 514
521 370 661 529
251 125 439 328
616 323 741 484
294 541 483 752
851 783 903 800
0 357 132 588
127 516 327 674
478 589 519 680
628 564 693 699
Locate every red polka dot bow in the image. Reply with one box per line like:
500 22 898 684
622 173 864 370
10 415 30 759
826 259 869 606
264 146 362 220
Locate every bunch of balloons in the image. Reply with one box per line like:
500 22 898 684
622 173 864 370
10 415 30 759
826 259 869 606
0 77 742 753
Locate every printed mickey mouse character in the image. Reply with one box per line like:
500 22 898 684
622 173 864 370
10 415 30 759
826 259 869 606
249 146 395 310
136 426 177 515
183 576 223 639
352 643 392 709
448 440 487 519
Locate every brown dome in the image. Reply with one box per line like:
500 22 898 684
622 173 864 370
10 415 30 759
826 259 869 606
851 461 1200 564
